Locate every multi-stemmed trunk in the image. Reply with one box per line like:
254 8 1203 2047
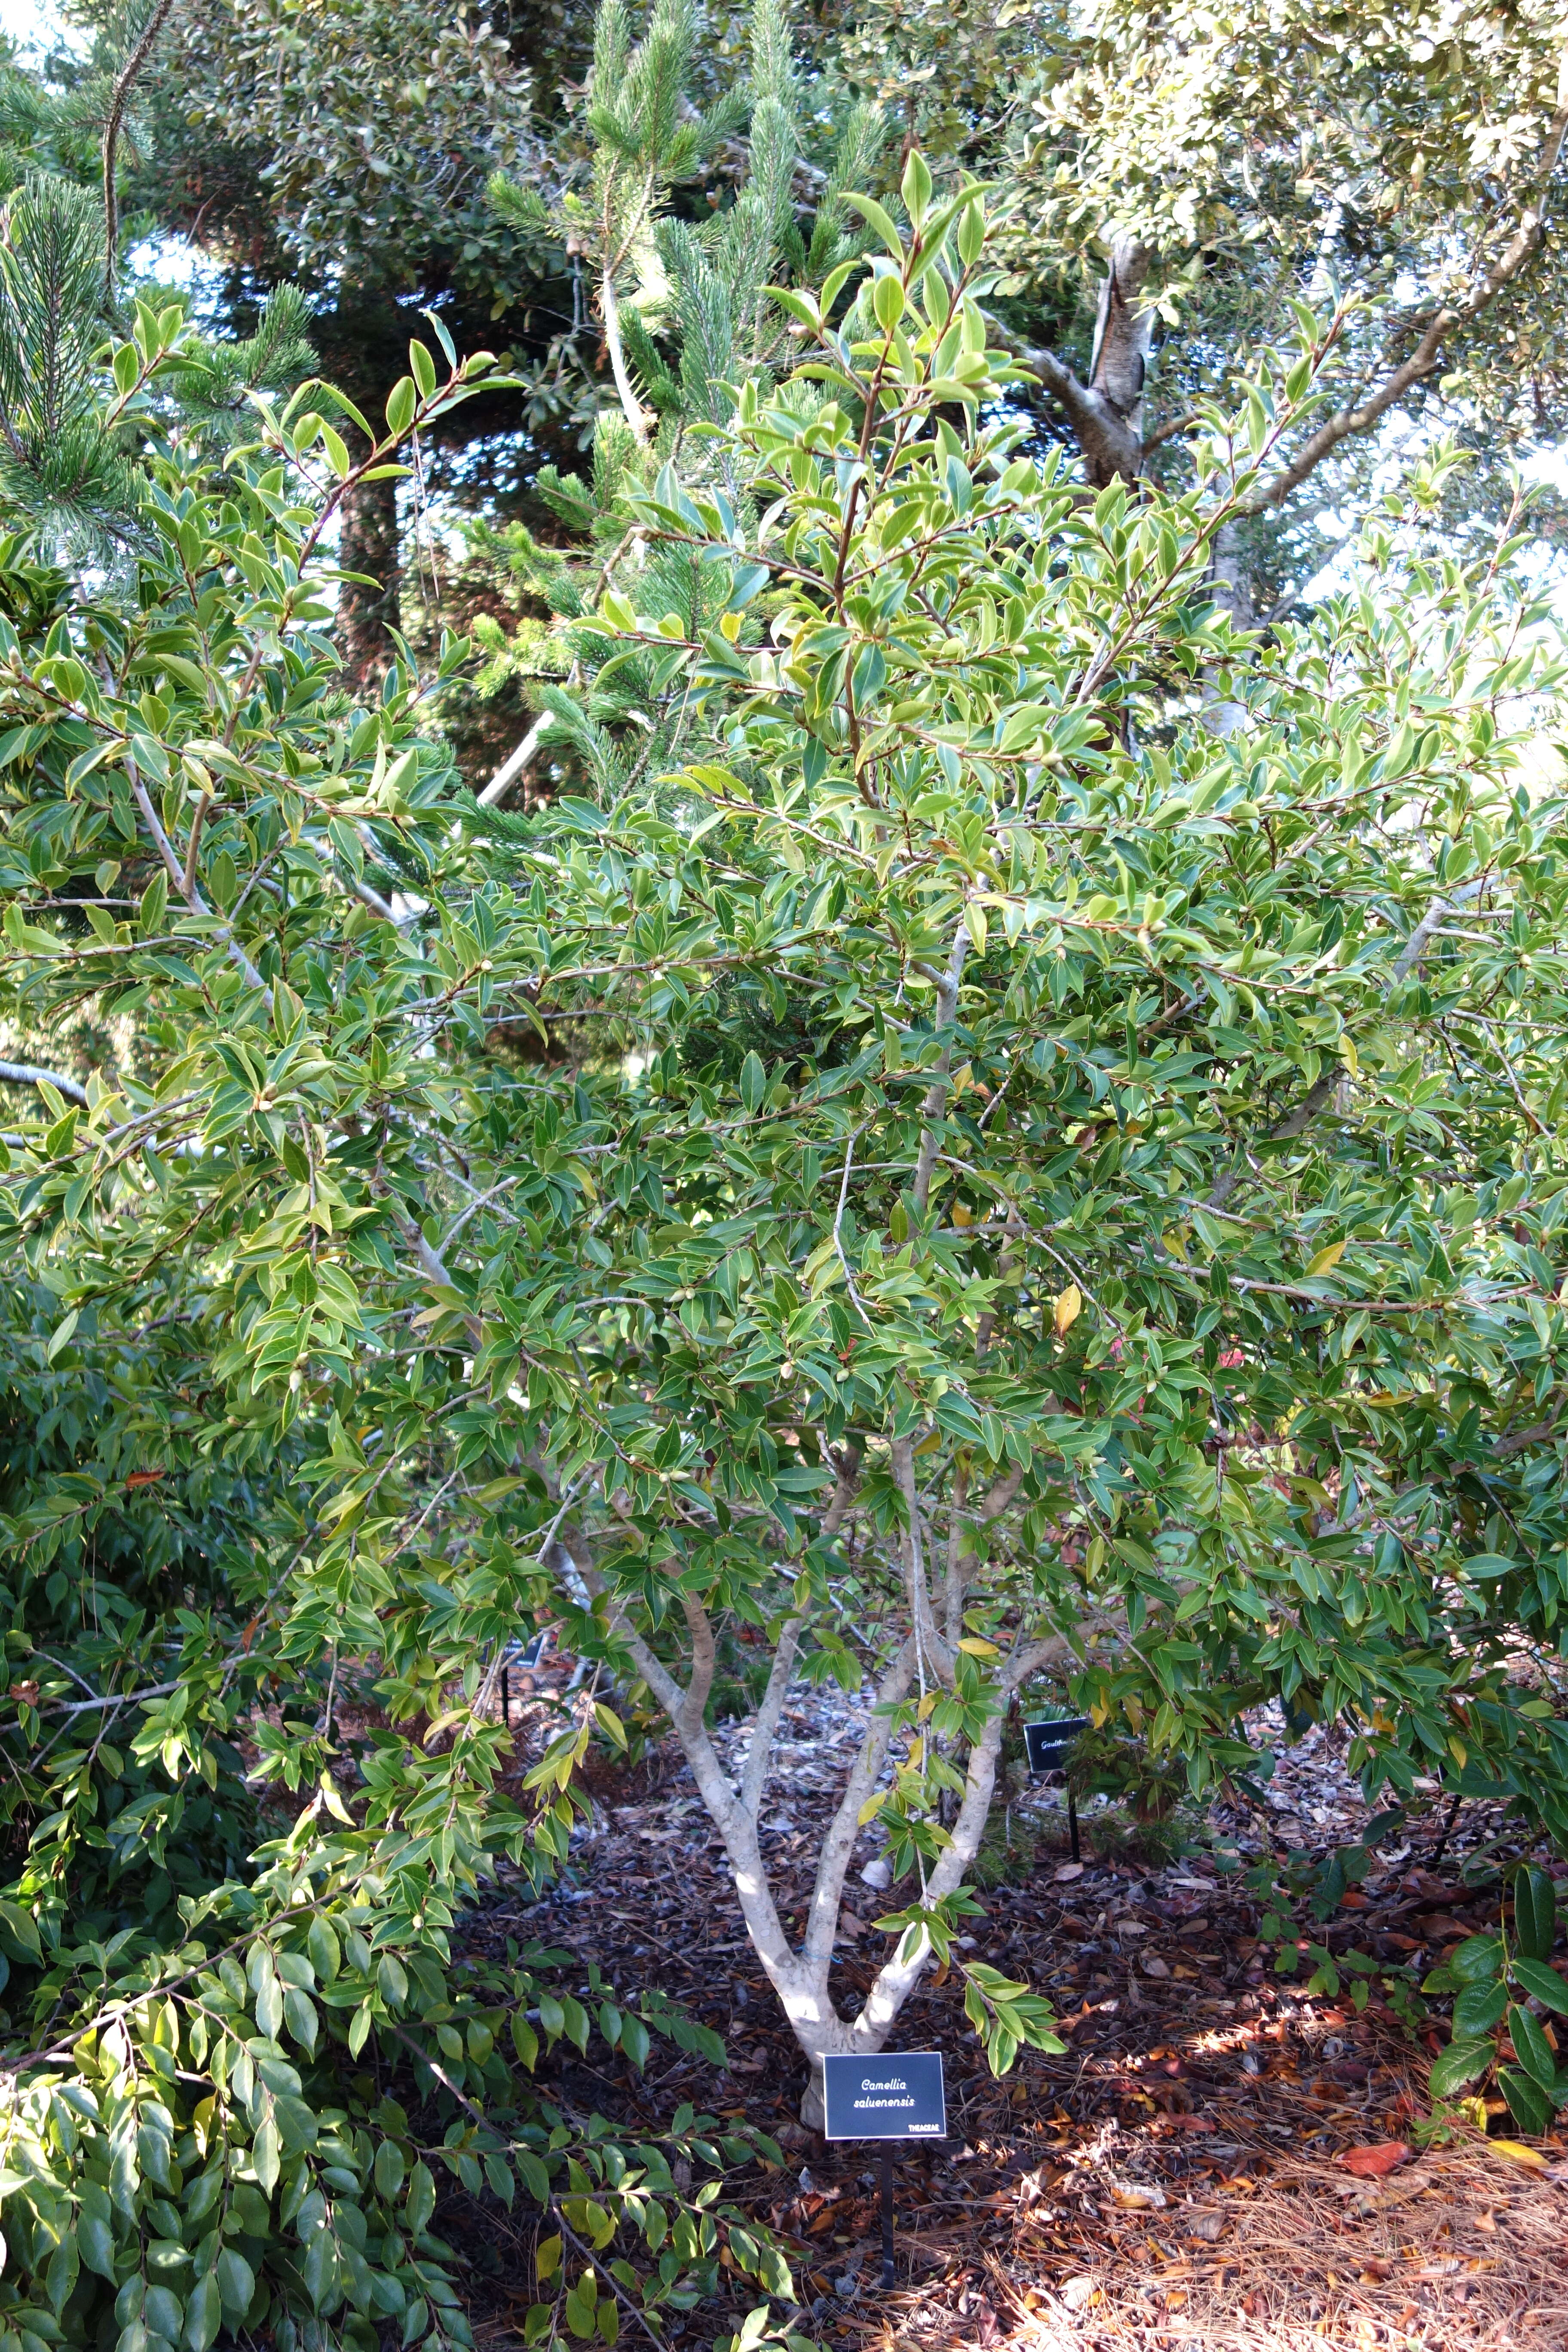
564 1494 1066 2125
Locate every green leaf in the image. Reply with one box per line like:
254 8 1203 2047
215 2251 254 2319
1427 2039 1494 2097
252 2116 280 2196
300 2226 336 2311
1513 1867 1556 1963
1452 1978 1509 2037
183 2273 220 2352
1510 1957 1568 2013
1498 2064 1554 2136
1508 2003 1559 2092
1449 1936 1505 1985
620 2014 650 2071
385 379 417 440
872 273 906 332
405 2160 435 2236
306 1918 340 1982
0 1900 42 1960
901 150 933 230
77 2214 116 2282
845 192 904 259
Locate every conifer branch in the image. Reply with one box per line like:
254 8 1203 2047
102 0 176 307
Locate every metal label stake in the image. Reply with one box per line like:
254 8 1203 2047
821 2051 947 2299
1023 1715 1090 1861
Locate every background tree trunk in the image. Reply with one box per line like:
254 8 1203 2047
1081 237 1153 487
1001 240 1153 489
338 468 401 689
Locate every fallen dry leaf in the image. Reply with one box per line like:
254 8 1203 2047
1488 2139 1548 2169
1058 2275 1099 2312
1109 2181 1167 2210
1053 1861 1085 1883
1337 2141 1413 2178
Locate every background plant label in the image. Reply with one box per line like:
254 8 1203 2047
1024 1716 1091 1775
823 2051 946 2140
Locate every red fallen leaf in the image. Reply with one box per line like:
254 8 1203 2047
126 1467 166 1487
1160 2113 1215 2132
1337 2142 1413 2178
1337 1890 1369 1908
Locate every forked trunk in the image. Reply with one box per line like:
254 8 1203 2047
558 1404 1062 2131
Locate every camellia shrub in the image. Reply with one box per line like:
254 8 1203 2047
4 156 1568 2302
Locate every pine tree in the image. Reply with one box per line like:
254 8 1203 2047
0 169 314 557
475 0 888 808
0 174 137 551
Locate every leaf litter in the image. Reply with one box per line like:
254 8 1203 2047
453 1673 1568 2351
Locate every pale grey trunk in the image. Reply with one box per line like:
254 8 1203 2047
1203 519 1254 738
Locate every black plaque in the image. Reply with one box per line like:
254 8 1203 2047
1023 1714 1090 1775
822 2051 946 2141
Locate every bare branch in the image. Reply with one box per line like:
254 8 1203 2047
600 272 651 446
891 1436 953 1687
943 1459 971 1653
799 1634 919 1972
848 1705 1008 2049
126 756 273 1008
1240 107 1568 517
677 1590 717 1733
0 1060 89 1107
476 712 548 808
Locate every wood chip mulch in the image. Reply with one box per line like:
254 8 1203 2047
446 1684 1568 2351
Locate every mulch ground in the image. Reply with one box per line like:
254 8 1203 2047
444 1679 1568 2352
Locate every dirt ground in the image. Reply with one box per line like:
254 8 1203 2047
455 1680 1568 2352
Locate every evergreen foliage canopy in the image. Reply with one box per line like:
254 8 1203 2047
4 183 1568 2165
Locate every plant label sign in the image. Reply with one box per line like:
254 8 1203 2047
821 2051 946 2140
1023 1714 1090 1775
